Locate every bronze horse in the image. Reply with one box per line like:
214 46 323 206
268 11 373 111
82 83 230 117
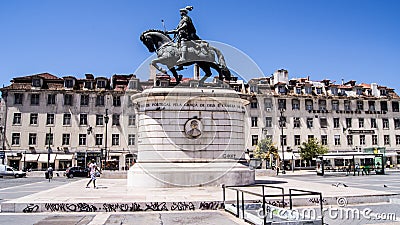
140 30 231 84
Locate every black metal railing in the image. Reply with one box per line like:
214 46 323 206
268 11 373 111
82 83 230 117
222 184 324 225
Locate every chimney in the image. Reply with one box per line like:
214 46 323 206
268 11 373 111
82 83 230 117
149 65 156 81
272 69 288 85
194 64 200 80
371 83 379 97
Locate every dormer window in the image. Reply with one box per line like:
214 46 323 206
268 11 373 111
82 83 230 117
296 87 301 94
316 87 323 94
97 80 106 88
331 87 338 95
128 80 138 89
84 81 93 89
32 78 41 87
278 86 286 94
356 88 363 95
305 86 312 94
380 89 387 96
64 79 74 88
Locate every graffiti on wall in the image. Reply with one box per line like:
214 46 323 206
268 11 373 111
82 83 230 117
22 201 224 213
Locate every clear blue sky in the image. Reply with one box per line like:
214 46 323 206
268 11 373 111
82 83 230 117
1 0 399 91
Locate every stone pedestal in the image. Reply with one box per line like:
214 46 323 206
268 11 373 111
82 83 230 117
127 87 254 187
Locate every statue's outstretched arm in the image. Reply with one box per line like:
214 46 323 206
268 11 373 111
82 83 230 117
166 30 177 34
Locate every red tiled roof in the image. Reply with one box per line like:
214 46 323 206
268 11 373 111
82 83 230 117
337 85 353 89
170 77 191 82
359 83 371 89
275 82 287 85
112 74 134 80
14 73 60 80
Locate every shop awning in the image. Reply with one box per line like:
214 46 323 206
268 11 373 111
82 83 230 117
22 154 40 162
279 152 300 160
56 154 74 160
38 154 56 163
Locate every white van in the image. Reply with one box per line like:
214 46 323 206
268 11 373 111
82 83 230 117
0 165 26 178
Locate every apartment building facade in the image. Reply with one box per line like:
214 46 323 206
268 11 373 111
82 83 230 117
1 69 399 171
0 73 140 171
246 69 400 168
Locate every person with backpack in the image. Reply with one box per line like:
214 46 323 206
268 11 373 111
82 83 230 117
86 159 101 188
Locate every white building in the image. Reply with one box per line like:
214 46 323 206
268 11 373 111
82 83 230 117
246 69 400 168
0 73 140 171
0 69 399 171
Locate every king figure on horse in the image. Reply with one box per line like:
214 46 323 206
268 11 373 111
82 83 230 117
140 6 231 84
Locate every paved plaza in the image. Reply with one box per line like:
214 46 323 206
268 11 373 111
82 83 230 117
0 171 400 224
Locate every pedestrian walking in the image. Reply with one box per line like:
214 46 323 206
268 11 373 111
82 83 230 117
86 159 101 188
47 166 53 182
346 163 351 176
355 163 360 176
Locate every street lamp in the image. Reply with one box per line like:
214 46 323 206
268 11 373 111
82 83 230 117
0 126 4 164
23 150 26 171
87 126 93 135
103 109 109 170
86 126 93 167
47 127 52 169
279 108 286 174
1 91 8 165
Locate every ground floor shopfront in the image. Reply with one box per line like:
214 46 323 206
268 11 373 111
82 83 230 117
3 150 137 171
248 148 400 171
75 151 136 171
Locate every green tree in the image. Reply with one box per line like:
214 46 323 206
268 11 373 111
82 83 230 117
253 138 279 160
299 138 328 164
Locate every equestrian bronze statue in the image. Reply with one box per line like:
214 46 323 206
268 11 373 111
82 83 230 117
140 6 231 84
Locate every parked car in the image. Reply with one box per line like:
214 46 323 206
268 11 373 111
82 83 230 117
0 164 26 178
65 166 89 178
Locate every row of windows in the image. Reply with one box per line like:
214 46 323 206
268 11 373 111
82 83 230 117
13 93 123 107
276 85 388 96
251 134 399 146
12 113 136 126
250 98 400 112
251 117 400 129
11 133 136 146
32 78 108 89
250 83 388 97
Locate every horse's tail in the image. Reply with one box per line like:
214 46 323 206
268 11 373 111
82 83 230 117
209 46 226 68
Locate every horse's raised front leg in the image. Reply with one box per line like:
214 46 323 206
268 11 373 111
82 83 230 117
151 58 168 74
